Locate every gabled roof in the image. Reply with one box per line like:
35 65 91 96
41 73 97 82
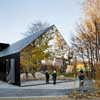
0 25 55 57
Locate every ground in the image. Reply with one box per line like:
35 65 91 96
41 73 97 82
0 80 78 97
0 96 100 100
0 79 100 100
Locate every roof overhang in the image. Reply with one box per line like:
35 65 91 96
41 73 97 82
0 43 9 51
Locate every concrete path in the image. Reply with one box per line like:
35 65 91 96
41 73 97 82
0 80 78 89
0 80 78 97
0 80 95 98
21 79 73 86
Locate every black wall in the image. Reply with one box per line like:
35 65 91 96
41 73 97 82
0 53 20 86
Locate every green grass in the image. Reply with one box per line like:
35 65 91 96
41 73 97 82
57 72 74 77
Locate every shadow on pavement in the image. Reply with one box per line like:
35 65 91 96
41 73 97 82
21 80 73 87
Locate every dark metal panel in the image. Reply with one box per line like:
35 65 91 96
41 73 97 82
15 53 20 86
0 53 20 86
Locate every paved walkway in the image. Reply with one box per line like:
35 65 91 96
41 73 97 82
21 79 74 87
0 80 78 89
0 80 95 98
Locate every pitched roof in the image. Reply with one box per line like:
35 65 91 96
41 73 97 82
0 25 55 57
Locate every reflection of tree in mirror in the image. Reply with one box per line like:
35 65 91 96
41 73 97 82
20 23 69 81
20 28 54 75
22 21 50 36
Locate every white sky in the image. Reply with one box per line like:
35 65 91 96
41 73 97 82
0 0 83 45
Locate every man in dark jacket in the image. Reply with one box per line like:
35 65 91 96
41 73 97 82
52 70 57 84
45 71 49 84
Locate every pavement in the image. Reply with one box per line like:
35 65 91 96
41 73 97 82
21 79 74 87
0 79 95 98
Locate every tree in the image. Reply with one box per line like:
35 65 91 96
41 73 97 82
22 21 50 36
20 21 53 76
84 0 100 62
72 21 97 79
21 21 69 76
55 32 64 49
71 0 100 79
84 0 100 88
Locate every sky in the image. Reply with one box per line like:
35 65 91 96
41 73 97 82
0 0 83 45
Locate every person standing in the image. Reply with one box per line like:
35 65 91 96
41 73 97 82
52 70 57 84
45 71 49 84
78 70 85 90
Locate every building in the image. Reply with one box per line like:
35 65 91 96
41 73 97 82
0 25 69 86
